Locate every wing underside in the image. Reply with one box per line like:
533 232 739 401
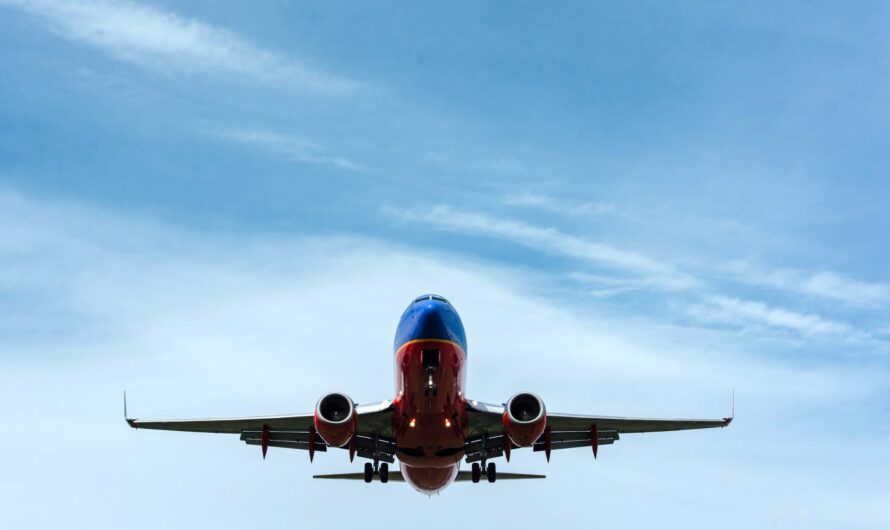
464 399 731 461
127 400 397 462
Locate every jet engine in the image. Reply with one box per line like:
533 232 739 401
503 392 547 447
314 392 356 447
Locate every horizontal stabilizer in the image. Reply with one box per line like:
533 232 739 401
314 472 404 482
455 471 545 481
313 470 545 482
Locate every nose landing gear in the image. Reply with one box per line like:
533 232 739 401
422 349 440 397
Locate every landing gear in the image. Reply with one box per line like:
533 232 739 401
486 462 496 483
422 349 440 397
362 434 390 484
471 462 481 483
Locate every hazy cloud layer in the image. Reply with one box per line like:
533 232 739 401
1 191 887 529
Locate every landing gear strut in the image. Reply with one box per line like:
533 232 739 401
471 433 498 484
363 435 389 483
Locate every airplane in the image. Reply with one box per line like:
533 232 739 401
126 294 732 494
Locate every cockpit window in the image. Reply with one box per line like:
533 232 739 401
413 294 450 304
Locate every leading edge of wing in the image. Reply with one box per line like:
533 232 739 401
547 412 732 433
127 412 316 433
124 396 397 434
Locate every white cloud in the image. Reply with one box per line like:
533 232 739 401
691 295 852 336
2 0 356 93
783 269 890 306
725 262 890 307
392 205 699 290
503 192 618 216
0 189 887 529
206 127 364 171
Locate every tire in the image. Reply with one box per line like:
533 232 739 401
486 462 496 483
363 462 373 483
471 462 481 483
380 463 389 483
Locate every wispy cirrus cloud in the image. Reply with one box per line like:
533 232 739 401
206 127 365 171
503 192 618 216
690 295 853 337
389 205 888 344
392 205 699 290
738 266 890 308
1 0 356 93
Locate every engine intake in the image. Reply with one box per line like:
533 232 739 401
503 393 546 447
314 392 356 447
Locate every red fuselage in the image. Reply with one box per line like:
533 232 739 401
391 296 468 493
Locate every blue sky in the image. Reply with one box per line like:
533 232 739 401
1 1 889 528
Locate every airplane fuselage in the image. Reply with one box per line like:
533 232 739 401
392 295 468 493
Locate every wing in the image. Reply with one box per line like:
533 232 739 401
464 399 732 462
127 399 396 462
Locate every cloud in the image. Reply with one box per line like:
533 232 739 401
770 269 890 307
724 262 890 308
206 127 365 171
690 295 852 336
392 205 699 290
0 189 888 529
503 192 618 216
2 0 356 93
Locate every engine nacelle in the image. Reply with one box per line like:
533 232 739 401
503 392 547 447
314 392 356 447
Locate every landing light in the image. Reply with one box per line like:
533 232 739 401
444 418 452 428
409 418 417 428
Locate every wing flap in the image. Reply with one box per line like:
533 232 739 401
245 439 328 452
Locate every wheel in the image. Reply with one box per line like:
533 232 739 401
471 462 481 483
379 462 389 483
363 462 373 483
486 462 496 483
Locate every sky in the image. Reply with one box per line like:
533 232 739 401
1 1 889 528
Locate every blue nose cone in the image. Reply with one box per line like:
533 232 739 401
414 303 450 338
394 295 468 353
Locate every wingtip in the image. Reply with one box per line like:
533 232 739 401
722 390 735 428
124 391 137 428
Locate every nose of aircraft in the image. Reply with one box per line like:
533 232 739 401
395 295 468 352
413 302 450 339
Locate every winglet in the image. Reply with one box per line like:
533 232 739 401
124 391 136 428
722 390 734 427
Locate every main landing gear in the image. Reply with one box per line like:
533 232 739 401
471 432 497 483
363 462 389 483
364 435 389 484
470 462 497 483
